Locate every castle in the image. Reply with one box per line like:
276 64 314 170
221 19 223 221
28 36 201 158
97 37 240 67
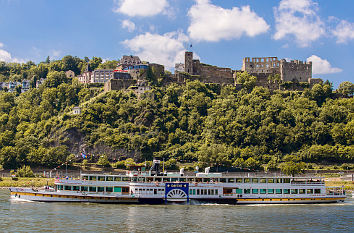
175 51 322 90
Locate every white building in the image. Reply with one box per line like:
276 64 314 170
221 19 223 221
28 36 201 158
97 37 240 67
90 69 114 83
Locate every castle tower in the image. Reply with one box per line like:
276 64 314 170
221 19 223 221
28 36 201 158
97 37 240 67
185 51 194 74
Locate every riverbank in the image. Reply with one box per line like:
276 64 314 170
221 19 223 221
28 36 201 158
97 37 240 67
0 177 54 188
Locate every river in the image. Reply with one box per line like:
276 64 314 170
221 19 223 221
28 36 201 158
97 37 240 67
0 189 352 232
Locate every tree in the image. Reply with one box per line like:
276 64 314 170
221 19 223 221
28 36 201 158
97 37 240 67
44 71 68 88
15 165 35 177
97 154 110 167
280 161 305 176
236 72 257 91
337 81 354 97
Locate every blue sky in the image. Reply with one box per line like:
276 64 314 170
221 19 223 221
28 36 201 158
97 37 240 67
0 0 353 87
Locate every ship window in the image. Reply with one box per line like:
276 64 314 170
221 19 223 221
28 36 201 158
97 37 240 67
267 189 274 194
171 178 178 182
73 186 80 191
81 186 88 191
236 178 243 183
252 178 259 183
98 176 105 181
114 177 121 181
244 189 251 194
147 177 154 182
154 189 157 195
252 189 259 194
180 178 186 182
276 189 282 194
187 178 195 182
284 178 290 183
138 177 145 182
89 176 97 181
204 178 211 183
215 189 218 195
211 189 214 195
114 187 121 192
131 177 137 182
220 178 226 183
244 178 250 183
155 177 162 182
314 189 321 194
283 189 290 194
82 176 88 180
89 187 97 192
58 185 63 190
190 189 193 195
307 189 313 194
196 178 202 183
299 189 305 194
122 177 130 181
276 178 283 183
64 186 72 191
228 178 234 183
106 187 113 192
193 189 196 195
122 187 129 193
106 176 113 181
291 189 298 194
267 179 274 183
260 178 267 183
197 189 200 195
97 187 104 192
260 189 266 194
236 188 242 194
208 189 211 195
163 178 170 182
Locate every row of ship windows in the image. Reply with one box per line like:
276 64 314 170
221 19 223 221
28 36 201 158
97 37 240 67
82 176 301 184
57 185 322 195
235 188 321 195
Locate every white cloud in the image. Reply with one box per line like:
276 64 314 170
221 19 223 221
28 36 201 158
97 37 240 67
332 20 354 43
307 55 342 75
123 31 188 69
113 0 168 17
0 42 23 63
122 19 136 32
187 0 269 42
274 0 325 47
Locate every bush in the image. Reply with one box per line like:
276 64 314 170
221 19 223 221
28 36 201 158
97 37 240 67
82 159 88 169
341 163 353 170
97 154 110 167
15 165 35 177
114 160 126 169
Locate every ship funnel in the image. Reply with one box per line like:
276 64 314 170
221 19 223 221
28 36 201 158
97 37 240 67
205 167 210 174
180 168 185 176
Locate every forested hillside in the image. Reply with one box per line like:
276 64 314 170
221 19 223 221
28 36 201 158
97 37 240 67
0 57 353 171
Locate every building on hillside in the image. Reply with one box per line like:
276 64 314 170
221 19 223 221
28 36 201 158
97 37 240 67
104 78 136 92
72 106 81 115
78 71 92 84
65 70 75 78
241 57 312 81
120 55 141 66
175 51 234 85
90 69 114 83
36 78 45 88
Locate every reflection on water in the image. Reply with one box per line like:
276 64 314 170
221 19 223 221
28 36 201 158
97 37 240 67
0 189 353 232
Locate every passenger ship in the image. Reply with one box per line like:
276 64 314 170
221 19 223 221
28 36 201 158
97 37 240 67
10 160 346 204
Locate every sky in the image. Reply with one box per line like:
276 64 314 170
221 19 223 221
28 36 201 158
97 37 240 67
0 0 353 87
